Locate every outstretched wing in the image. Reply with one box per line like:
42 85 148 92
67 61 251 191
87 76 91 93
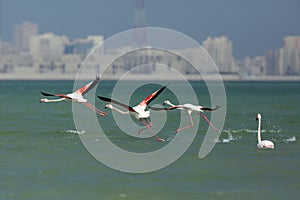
40 91 71 99
41 91 56 97
138 84 169 107
149 106 178 111
97 96 136 112
201 105 221 111
76 76 100 96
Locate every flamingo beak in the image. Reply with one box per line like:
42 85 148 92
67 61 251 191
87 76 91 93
256 116 258 121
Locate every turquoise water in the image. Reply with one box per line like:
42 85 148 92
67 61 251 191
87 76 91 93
0 81 299 200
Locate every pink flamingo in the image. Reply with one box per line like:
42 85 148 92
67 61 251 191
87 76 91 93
98 85 168 142
40 76 106 116
150 100 220 133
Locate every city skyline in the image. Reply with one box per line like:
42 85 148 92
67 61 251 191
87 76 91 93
1 21 300 79
1 0 300 59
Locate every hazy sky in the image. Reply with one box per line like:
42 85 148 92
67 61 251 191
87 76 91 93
1 0 300 58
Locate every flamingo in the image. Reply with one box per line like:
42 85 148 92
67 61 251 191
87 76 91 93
256 114 274 149
150 100 220 133
40 76 106 116
97 85 168 142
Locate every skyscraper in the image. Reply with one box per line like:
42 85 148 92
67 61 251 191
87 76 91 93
30 33 68 62
202 36 234 73
279 36 300 75
265 50 280 75
14 21 38 52
133 0 147 47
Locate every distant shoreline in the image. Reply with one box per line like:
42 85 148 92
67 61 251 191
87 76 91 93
1 73 300 81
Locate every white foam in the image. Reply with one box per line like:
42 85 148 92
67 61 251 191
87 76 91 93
214 131 239 143
227 129 257 134
65 129 85 135
283 136 296 143
225 128 281 134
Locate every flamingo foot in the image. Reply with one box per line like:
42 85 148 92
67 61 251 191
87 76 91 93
174 125 193 133
156 138 165 142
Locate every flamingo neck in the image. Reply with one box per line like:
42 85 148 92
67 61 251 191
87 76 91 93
257 117 262 143
110 106 130 115
44 98 65 102
166 101 176 107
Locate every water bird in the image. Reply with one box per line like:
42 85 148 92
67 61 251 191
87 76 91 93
40 76 106 116
150 100 220 133
256 114 274 149
98 85 168 142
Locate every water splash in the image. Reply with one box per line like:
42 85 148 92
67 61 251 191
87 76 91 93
223 128 282 134
64 129 85 135
283 136 296 143
214 130 240 143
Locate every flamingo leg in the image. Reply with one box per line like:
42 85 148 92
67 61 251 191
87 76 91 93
197 113 220 132
82 102 106 116
138 120 152 135
139 119 165 142
175 113 194 133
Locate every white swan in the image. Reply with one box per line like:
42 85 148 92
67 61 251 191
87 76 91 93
256 114 274 149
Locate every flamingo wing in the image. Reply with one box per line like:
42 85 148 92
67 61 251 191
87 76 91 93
97 96 136 112
201 105 220 111
138 84 168 107
149 106 178 111
41 91 71 99
41 91 56 97
75 76 100 96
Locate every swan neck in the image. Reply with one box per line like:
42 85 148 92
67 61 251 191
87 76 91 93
257 117 262 143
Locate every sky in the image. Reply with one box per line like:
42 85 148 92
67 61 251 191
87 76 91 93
1 0 300 59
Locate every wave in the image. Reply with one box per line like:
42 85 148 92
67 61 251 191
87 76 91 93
221 128 282 134
222 128 257 134
64 129 85 135
214 130 241 143
283 136 296 143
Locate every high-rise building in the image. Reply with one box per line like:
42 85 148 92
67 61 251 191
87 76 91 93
30 33 68 62
64 38 94 55
133 0 147 47
202 36 234 73
64 35 104 55
14 21 38 52
279 36 300 75
265 50 280 75
87 35 104 54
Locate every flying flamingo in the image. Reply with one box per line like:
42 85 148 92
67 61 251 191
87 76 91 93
97 85 168 142
40 76 106 116
150 100 220 133
256 114 274 149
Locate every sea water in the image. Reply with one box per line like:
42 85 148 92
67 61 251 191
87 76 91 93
0 80 299 200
